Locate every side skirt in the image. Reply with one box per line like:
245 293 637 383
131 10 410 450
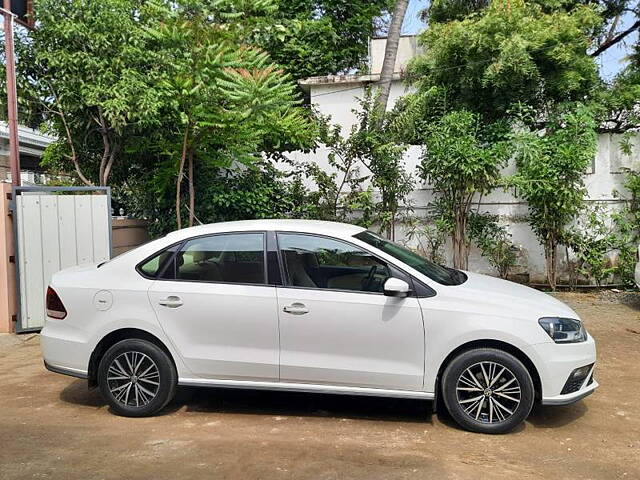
178 377 434 400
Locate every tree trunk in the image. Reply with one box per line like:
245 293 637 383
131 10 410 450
375 0 409 119
101 143 118 186
188 148 195 228
452 207 469 270
176 125 190 230
545 237 557 290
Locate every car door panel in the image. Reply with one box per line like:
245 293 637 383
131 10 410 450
146 232 279 381
275 232 425 391
276 288 424 390
149 282 279 380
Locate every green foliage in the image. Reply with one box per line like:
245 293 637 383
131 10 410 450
21 0 166 185
250 0 392 79
349 90 414 239
468 212 518 279
426 0 489 24
418 110 511 269
302 122 372 223
119 159 308 237
140 0 316 227
563 204 618 286
612 168 640 287
563 193 638 288
511 103 598 288
403 217 448 264
407 0 601 123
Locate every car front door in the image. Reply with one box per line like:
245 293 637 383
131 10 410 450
275 233 425 391
147 232 279 381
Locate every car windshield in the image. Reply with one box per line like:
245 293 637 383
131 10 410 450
353 230 466 286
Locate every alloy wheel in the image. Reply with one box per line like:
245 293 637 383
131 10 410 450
455 361 522 424
106 351 160 407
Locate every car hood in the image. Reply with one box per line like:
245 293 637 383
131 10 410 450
452 271 579 320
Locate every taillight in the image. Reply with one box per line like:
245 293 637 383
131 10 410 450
46 287 67 319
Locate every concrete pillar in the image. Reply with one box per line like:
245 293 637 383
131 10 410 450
0 183 16 333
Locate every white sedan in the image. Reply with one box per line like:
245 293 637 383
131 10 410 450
41 220 597 433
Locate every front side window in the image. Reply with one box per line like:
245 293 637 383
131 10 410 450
277 233 391 293
353 230 466 286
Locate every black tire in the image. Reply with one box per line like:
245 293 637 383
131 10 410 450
98 338 177 417
442 348 535 434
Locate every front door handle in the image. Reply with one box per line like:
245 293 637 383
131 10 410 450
158 296 183 308
283 302 309 315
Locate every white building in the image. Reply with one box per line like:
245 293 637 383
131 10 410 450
0 122 56 184
293 36 640 284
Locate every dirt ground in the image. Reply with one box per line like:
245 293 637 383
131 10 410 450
0 292 639 480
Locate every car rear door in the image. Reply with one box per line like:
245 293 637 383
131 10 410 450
275 232 425 391
147 232 280 381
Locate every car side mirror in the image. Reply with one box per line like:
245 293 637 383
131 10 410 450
383 277 410 298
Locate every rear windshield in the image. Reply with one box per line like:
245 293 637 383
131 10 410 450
353 231 466 286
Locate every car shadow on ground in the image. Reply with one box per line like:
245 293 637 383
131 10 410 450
527 401 589 429
59 380 588 429
60 380 434 423
176 386 435 423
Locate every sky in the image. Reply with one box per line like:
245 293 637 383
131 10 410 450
400 0 636 81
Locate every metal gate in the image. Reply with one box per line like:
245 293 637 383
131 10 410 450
12 186 112 332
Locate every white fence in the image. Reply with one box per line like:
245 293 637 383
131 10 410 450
14 188 111 331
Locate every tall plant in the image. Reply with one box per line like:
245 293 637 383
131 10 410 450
350 92 413 239
21 0 165 186
419 110 510 269
511 104 597 289
144 0 311 229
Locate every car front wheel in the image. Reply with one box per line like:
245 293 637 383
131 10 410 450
442 348 535 434
97 338 177 417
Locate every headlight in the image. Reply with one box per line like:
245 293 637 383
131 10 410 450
538 317 587 343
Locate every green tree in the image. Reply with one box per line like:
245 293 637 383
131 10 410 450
251 0 392 80
419 110 510 269
511 103 597 289
406 0 601 123
144 0 313 228
304 122 371 222
20 0 166 186
350 91 413 240
395 0 603 282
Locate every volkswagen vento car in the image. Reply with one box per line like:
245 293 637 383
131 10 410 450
41 220 597 433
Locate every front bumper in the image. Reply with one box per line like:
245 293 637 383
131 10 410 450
542 378 598 405
526 334 598 405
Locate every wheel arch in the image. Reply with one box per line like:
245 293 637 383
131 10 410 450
88 328 176 388
435 339 542 407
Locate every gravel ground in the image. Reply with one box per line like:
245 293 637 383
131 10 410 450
0 292 638 480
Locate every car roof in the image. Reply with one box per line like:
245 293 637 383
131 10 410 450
165 219 366 241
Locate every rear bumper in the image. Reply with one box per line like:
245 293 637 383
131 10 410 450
44 360 88 379
40 321 92 375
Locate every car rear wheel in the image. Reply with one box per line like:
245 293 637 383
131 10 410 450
97 339 177 417
442 348 535 434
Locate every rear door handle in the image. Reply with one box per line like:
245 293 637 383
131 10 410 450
283 302 309 315
158 296 183 308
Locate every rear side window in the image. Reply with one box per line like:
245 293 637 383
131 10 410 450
138 248 175 278
175 233 266 284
